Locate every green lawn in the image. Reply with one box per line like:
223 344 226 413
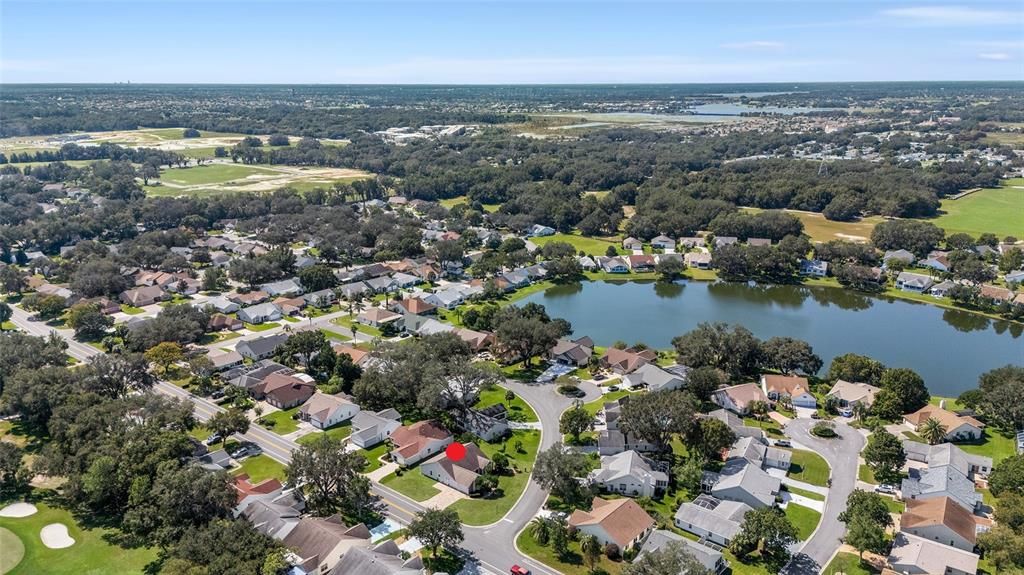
474 385 539 423
516 529 625 575
740 207 883 243
358 442 391 473
785 485 826 501
282 315 300 323
296 421 352 445
0 526 23 573
258 406 301 435
119 304 144 315
931 185 1024 238
380 469 441 501
157 163 280 187
881 495 905 514
531 232 625 256
331 315 382 337
438 196 501 212
955 429 1017 464
785 449 831 487
858 464 878 484
744 416 784 437
785 502 822 541
822 552 881 575
448 429 541 525
231 454 286 483
0 502 158 575
244 321 280 331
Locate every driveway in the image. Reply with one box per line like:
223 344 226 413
781 418 866 575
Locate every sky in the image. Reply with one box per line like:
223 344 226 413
1 1 1022 84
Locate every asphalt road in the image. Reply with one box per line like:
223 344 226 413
8 307 604 575
781 418 866 575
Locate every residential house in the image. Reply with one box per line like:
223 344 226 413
303 289 338 309
747 238 771 247
364 276 398 294
337 282 370 300
678 237 706 249
929 280 959 297
904 405 984 442
330 540 425 575
799 259 829 277
760 374 817 409
979 284 1014 303
349 409 402 449
622 237 644 251
578 255 599 271
237 302 283 324
528 224 556 237
900 496 979 552
402 315 454 337
500 269 530 288
85 296 121 315
714 237 739 248
273 296 306 316
702 409 764 439
1005 270 1024 285
464 404 510 441
674 495 752 546
120 285 167 307
685 252 712 269
568 497 656 551
209 313 243 332
706 459 781 509
282 517 371 575
600 257 630 274
229 290 270 306
902 465 983 512
389 421 453 467
599 347 657 375
422 288 464 310
626 254 656 272
624 363 688 392
887 532 979 575
225 360 293 391
236 333 289 360
650 235 675 250
208 350 244 372
357 307 402 328
826 379 881 409
548 336 595 366
420 442 492 495
883 249 916 266
902 441 992 478
197 449 233 472
299 393 361 429
391 272 421 288
727 436 791 471
712 383 769 415
896 272 934 292
590 450 669 498
598 429 659 456
204 295 240 314
252 372 317 409
332 344 370 367
453 327 494 352
391 297 437 316
920 253 950 272
639 530 727 574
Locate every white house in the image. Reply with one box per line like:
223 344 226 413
903 406 984 442
298 393 360 429
674 495 752 547
349 409 402 449
419 442 492 495
591 451 669 498
237 302 283 324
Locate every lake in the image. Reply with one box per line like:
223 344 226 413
520 280 1024 397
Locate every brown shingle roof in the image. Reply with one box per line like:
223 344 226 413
905 405 984 430
569 497 655 549
390 421 451 460
901 497 977 545
762 374 812 397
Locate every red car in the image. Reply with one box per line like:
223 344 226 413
510 566 531 575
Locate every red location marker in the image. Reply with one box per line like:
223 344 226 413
446 443 466 462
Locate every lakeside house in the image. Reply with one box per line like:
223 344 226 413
760 374 817 409
903 406 984 442
712 383 768 416
826 379 881 409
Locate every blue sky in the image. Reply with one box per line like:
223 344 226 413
1 1 1022 83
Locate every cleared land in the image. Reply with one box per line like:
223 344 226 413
931 182 1024 238
741 207 883 243
531 232 625 256
146 161 372 197
0 503 157 575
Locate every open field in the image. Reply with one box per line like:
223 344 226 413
0 502 158 575
823 553 880 575
146 161 372 197
740 207 884 243
531 232 625 256
931 182 1024 238
438 196 501 212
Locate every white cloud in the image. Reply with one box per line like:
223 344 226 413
721 41 785 50
331 56 828 84
978 52 1012 61
880 6 1023 26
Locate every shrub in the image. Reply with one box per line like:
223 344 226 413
604 542 620 559
811 421 837 438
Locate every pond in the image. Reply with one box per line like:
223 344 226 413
520 280 1024 397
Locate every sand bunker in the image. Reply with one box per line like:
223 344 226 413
40 524 75 549
0 502 37 518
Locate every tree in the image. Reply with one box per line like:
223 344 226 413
605 245 618 257
870 219 945 257
560 402 594 443
580 534 602 572
124 461 237 546
285 434 379 520
839 490 893 560
673 456 704 497
977 365 1024 430
990 454 1024 497
655 258 686 281
620 391 696 452
549 515 571 557
66 302 114 340
505 389 516 405
0 302 11 329
81 352 156 398
202 266 228 292
206 408 250 444
761 336 823 375
671 322 763 380
0 443 29 497
267 134 290 146
827 353 886 385
297 265 338 292
145 341 185 374
162 519 283 575
686 418 737 461
919 417 948 445
686 366 725 403
874 368 929 418
978 524 1024 572
495 304 570 367
21 293 67 320
532 443 593 504
276 330 331 375
862 429 906 485
729 506 798 570
845 513 889 560
623 539 714 575
407 508 463 557
529 516 552 546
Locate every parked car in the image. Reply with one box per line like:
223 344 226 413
875 484 896 494
774 439 792 448
205 433 222 446
230 446 250 459
607 385 619 392
838 407 853 417
810 412 822 420
210 389 225 400
510 566 530 575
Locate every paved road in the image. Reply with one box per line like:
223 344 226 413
782 418 866 575
8 307 601 575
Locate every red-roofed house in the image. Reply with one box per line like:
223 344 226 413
389 421 453 467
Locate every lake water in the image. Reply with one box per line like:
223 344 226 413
521 280 1024 397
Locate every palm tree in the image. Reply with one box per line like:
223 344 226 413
920 417 948 445
528 517 551 545
852 402 869 422
580 534 602 572
749 400 769 427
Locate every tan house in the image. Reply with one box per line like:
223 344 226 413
419 442 492 494
887 532 979 575
299 392 361 429
760 374 817 409
904 406 984 442
120 285 168 307
281 517 371 575
900 497 979 552
826 380 881 408
331 344 370 367
599 347 657 375
253 372 317 409
713 383 769 415
569 497 656 551
357 307 402 328
454 327 494 352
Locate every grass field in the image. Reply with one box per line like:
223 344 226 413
822 552 880 575
0 502 158 575
784 502 822 541
531 232 624 256
296 421 352 445
785 449 831 487
358 443 391 473
259 406 301 435
448 429 541 525
244 321 280 331
955 429 1018 464
231 454 286 483
157 163 280 186
438 196 501 212
785 485 826 501
516 529 626 575
931 184 1024 238
380 469 441 501
740 207 883 243
474 385 539 423
0 526 24 573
